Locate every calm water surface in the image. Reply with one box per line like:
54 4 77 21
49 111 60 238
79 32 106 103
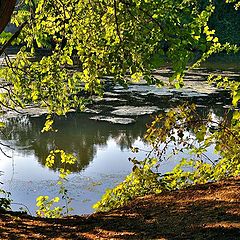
0 114 154 214
1 50 239 214
0 105 224 215
1 52 239 215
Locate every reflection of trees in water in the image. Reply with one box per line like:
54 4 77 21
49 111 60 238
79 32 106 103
0 103 230 172
1 114 149 172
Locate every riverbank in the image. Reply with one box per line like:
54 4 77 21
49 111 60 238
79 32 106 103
0 176 239 239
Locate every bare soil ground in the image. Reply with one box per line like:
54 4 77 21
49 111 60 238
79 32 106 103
0 177 239 240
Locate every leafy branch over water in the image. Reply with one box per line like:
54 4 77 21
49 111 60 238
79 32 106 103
94 102 240 212
36 149 76 218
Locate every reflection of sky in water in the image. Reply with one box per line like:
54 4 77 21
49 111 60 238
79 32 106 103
0 111 221 215
0 150 57 180
0 134 150 214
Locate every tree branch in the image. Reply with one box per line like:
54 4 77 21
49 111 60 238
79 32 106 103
113 0 122 43
0 20 28 56
0 0 17 34
119 0 164 32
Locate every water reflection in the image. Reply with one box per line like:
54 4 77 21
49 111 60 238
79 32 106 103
0 102 234 215
0 102 231 173
1 113 151 172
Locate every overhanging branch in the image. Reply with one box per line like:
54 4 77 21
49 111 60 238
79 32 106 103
0 20 28 56
0 0 17 34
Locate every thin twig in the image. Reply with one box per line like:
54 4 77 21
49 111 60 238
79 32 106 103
0 146 12 158
113 0 122 43
11 202 32 215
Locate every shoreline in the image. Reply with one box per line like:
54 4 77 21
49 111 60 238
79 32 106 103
0 176 239 239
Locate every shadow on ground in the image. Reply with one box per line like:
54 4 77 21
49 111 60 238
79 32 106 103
0 177 239 239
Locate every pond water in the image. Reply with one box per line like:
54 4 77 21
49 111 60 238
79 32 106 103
0 53 239 215
0 104 228 215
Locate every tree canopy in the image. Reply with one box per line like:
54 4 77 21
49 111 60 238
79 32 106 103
2 0 238 114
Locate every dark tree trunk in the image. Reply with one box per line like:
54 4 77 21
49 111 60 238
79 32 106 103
0 0 16 34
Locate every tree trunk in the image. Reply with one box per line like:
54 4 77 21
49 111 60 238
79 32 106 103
0 0 16 34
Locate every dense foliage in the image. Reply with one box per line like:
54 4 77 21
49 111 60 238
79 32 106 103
0 0 222 113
